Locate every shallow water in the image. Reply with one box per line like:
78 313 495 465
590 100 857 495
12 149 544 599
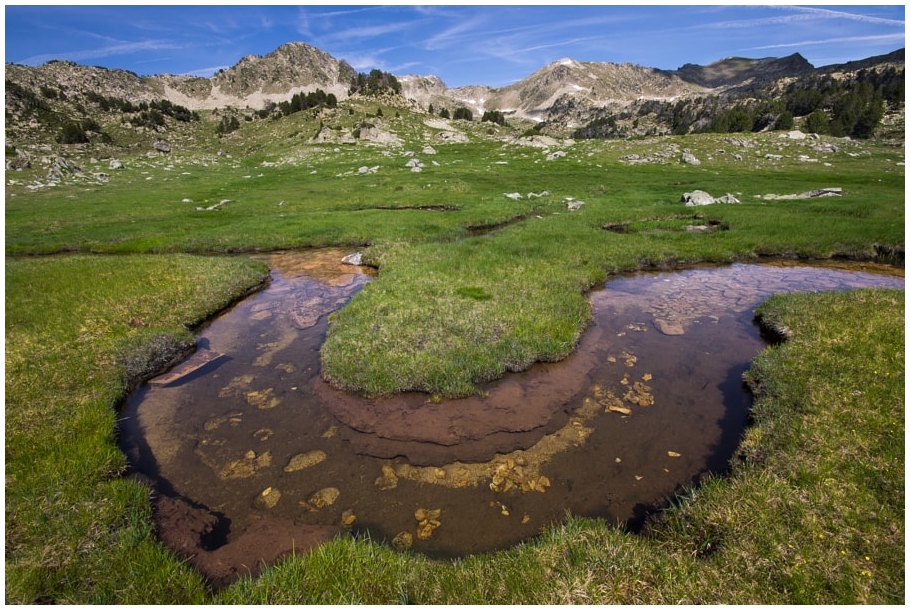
119 251 903 562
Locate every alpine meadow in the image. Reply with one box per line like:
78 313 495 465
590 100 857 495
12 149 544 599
5 37 905 604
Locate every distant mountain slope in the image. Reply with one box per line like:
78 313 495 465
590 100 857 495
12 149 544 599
5 41 904 131
674 53 815 89
442 58 709 121
816 48 905 74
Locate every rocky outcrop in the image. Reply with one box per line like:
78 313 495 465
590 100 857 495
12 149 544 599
209 42 356 103
761 187 842 200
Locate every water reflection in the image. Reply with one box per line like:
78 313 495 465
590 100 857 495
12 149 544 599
119 251 903 582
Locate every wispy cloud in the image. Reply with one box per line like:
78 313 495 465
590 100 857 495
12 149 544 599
319 20 417 46
183 65 231 78
17 39 183 66
773 5 905 27
296 6 396 40
699 5 904 31
421 13 491 51
745 32 906 52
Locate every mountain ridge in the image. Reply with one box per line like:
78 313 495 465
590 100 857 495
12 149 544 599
6 41 904 120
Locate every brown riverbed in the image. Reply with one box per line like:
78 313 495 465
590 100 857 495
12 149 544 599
119 250 904 588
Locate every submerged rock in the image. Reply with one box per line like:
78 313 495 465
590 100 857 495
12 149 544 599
307 487 340 509
654 318 685 335
284 450 326 472
391 531 413 551
415 507 442 540
256 486 281 509
374 465 399 490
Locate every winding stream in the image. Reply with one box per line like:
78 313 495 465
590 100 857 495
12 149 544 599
119 250 903 584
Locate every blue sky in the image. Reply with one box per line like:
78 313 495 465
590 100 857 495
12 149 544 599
4 4 905 88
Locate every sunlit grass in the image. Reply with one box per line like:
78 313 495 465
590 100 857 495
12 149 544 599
5 255 268 603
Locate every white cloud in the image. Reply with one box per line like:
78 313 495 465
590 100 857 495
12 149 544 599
18 39 182 66
774 6 905 27
183 65 231 78
745 32 906 52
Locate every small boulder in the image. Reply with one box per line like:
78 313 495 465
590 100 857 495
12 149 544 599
341 252 364 266
681 190 716 206
681 150 701 165
154 141 171 153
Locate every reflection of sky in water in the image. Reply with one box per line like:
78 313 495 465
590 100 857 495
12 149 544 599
593 262 904 331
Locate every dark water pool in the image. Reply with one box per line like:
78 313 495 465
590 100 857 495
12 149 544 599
119 251 903 571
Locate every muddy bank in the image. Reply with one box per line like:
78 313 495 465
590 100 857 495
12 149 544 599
153 491 341 589
311 323 607 463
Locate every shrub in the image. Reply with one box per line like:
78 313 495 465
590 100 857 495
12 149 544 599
805 109 829 135
57 121 88 144
215 115 241 135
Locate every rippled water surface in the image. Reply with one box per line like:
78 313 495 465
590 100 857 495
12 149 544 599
120 251 903 561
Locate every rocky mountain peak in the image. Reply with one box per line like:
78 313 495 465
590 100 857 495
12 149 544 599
208 41 356 100
675 53 815 89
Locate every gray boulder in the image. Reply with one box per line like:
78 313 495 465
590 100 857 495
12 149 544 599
681 190 716 206
341 252 364 266
681 150 701 165
681 190 740 206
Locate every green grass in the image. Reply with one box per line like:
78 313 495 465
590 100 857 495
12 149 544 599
10 124 902 396
4 104 905 602
5 254 269 603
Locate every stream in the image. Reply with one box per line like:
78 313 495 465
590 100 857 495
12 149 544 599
118 249 903 586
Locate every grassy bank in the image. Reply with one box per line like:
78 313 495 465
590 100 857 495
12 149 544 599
6 255 901 602
5 255 269 603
